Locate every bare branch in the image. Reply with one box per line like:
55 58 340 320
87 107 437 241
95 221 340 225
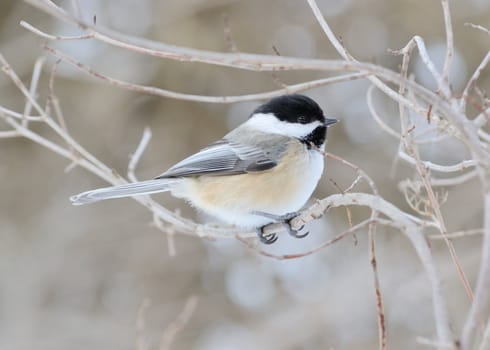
222 13 238 53
429 228 484 240
23 56 46 128
480 314 490 350
390 36 448 98
159 296 199 350
460 50 490 111
431 170 479 187
366 84 401 139
440 0 454 94
69 0 81 19
398 151 477 173
465 23 490 36
416 336 456 349
368 215 386 350
20 20 94 40
0 105 43 121
128 127 152 182
136 298 151 350
0 130 20 138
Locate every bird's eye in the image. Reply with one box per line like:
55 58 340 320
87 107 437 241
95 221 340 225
297 116 308 124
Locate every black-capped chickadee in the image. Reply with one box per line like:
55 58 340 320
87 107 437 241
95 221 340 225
70 94 338 243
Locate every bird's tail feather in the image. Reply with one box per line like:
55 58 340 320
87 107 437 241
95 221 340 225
70 179 179 205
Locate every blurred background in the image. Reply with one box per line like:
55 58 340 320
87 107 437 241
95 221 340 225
1 0 489 349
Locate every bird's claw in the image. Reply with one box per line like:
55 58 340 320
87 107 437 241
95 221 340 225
256 227 278 244
287 226 309 238
284 219 308 239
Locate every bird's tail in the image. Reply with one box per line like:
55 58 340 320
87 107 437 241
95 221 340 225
70 178 180 205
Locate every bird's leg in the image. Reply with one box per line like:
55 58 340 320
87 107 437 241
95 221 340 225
253 211 309 240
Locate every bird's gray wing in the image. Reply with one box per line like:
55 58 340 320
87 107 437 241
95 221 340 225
156 139 280 179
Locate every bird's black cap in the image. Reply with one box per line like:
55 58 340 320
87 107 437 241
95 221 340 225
252 94 325 124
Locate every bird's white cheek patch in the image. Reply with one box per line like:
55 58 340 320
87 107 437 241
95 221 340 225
247 113 323 138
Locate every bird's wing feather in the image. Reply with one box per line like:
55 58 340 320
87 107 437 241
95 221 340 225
156 139 278 178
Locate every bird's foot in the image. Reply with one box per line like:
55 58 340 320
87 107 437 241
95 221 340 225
256 227 278 244
288 225 309 239
253 211 309 242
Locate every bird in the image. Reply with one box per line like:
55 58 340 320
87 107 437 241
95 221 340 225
70 94 338 244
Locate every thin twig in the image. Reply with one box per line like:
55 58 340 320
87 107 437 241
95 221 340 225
20 20 94 40
475 111 490 135
416 336 457 349
159 296 199 350
326 152 378 195
368 213 386 350
390 36 449 98
46 59 78 166
0 130 20 138
344 174 363 193
136 298 151 350
460 50 490 111
222 13 238 53
151 213 178 257
366 84 401 139
431 170 479 187
47 60 67 129
429 228 484 240
69 0 81 19
0 105 43 121
480 314 490 350
465 23 490 36
128 127 152 182
398 151 477 173
23 56 45 128
440 0 454 96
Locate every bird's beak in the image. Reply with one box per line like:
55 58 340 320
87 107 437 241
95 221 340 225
324 118 339 127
